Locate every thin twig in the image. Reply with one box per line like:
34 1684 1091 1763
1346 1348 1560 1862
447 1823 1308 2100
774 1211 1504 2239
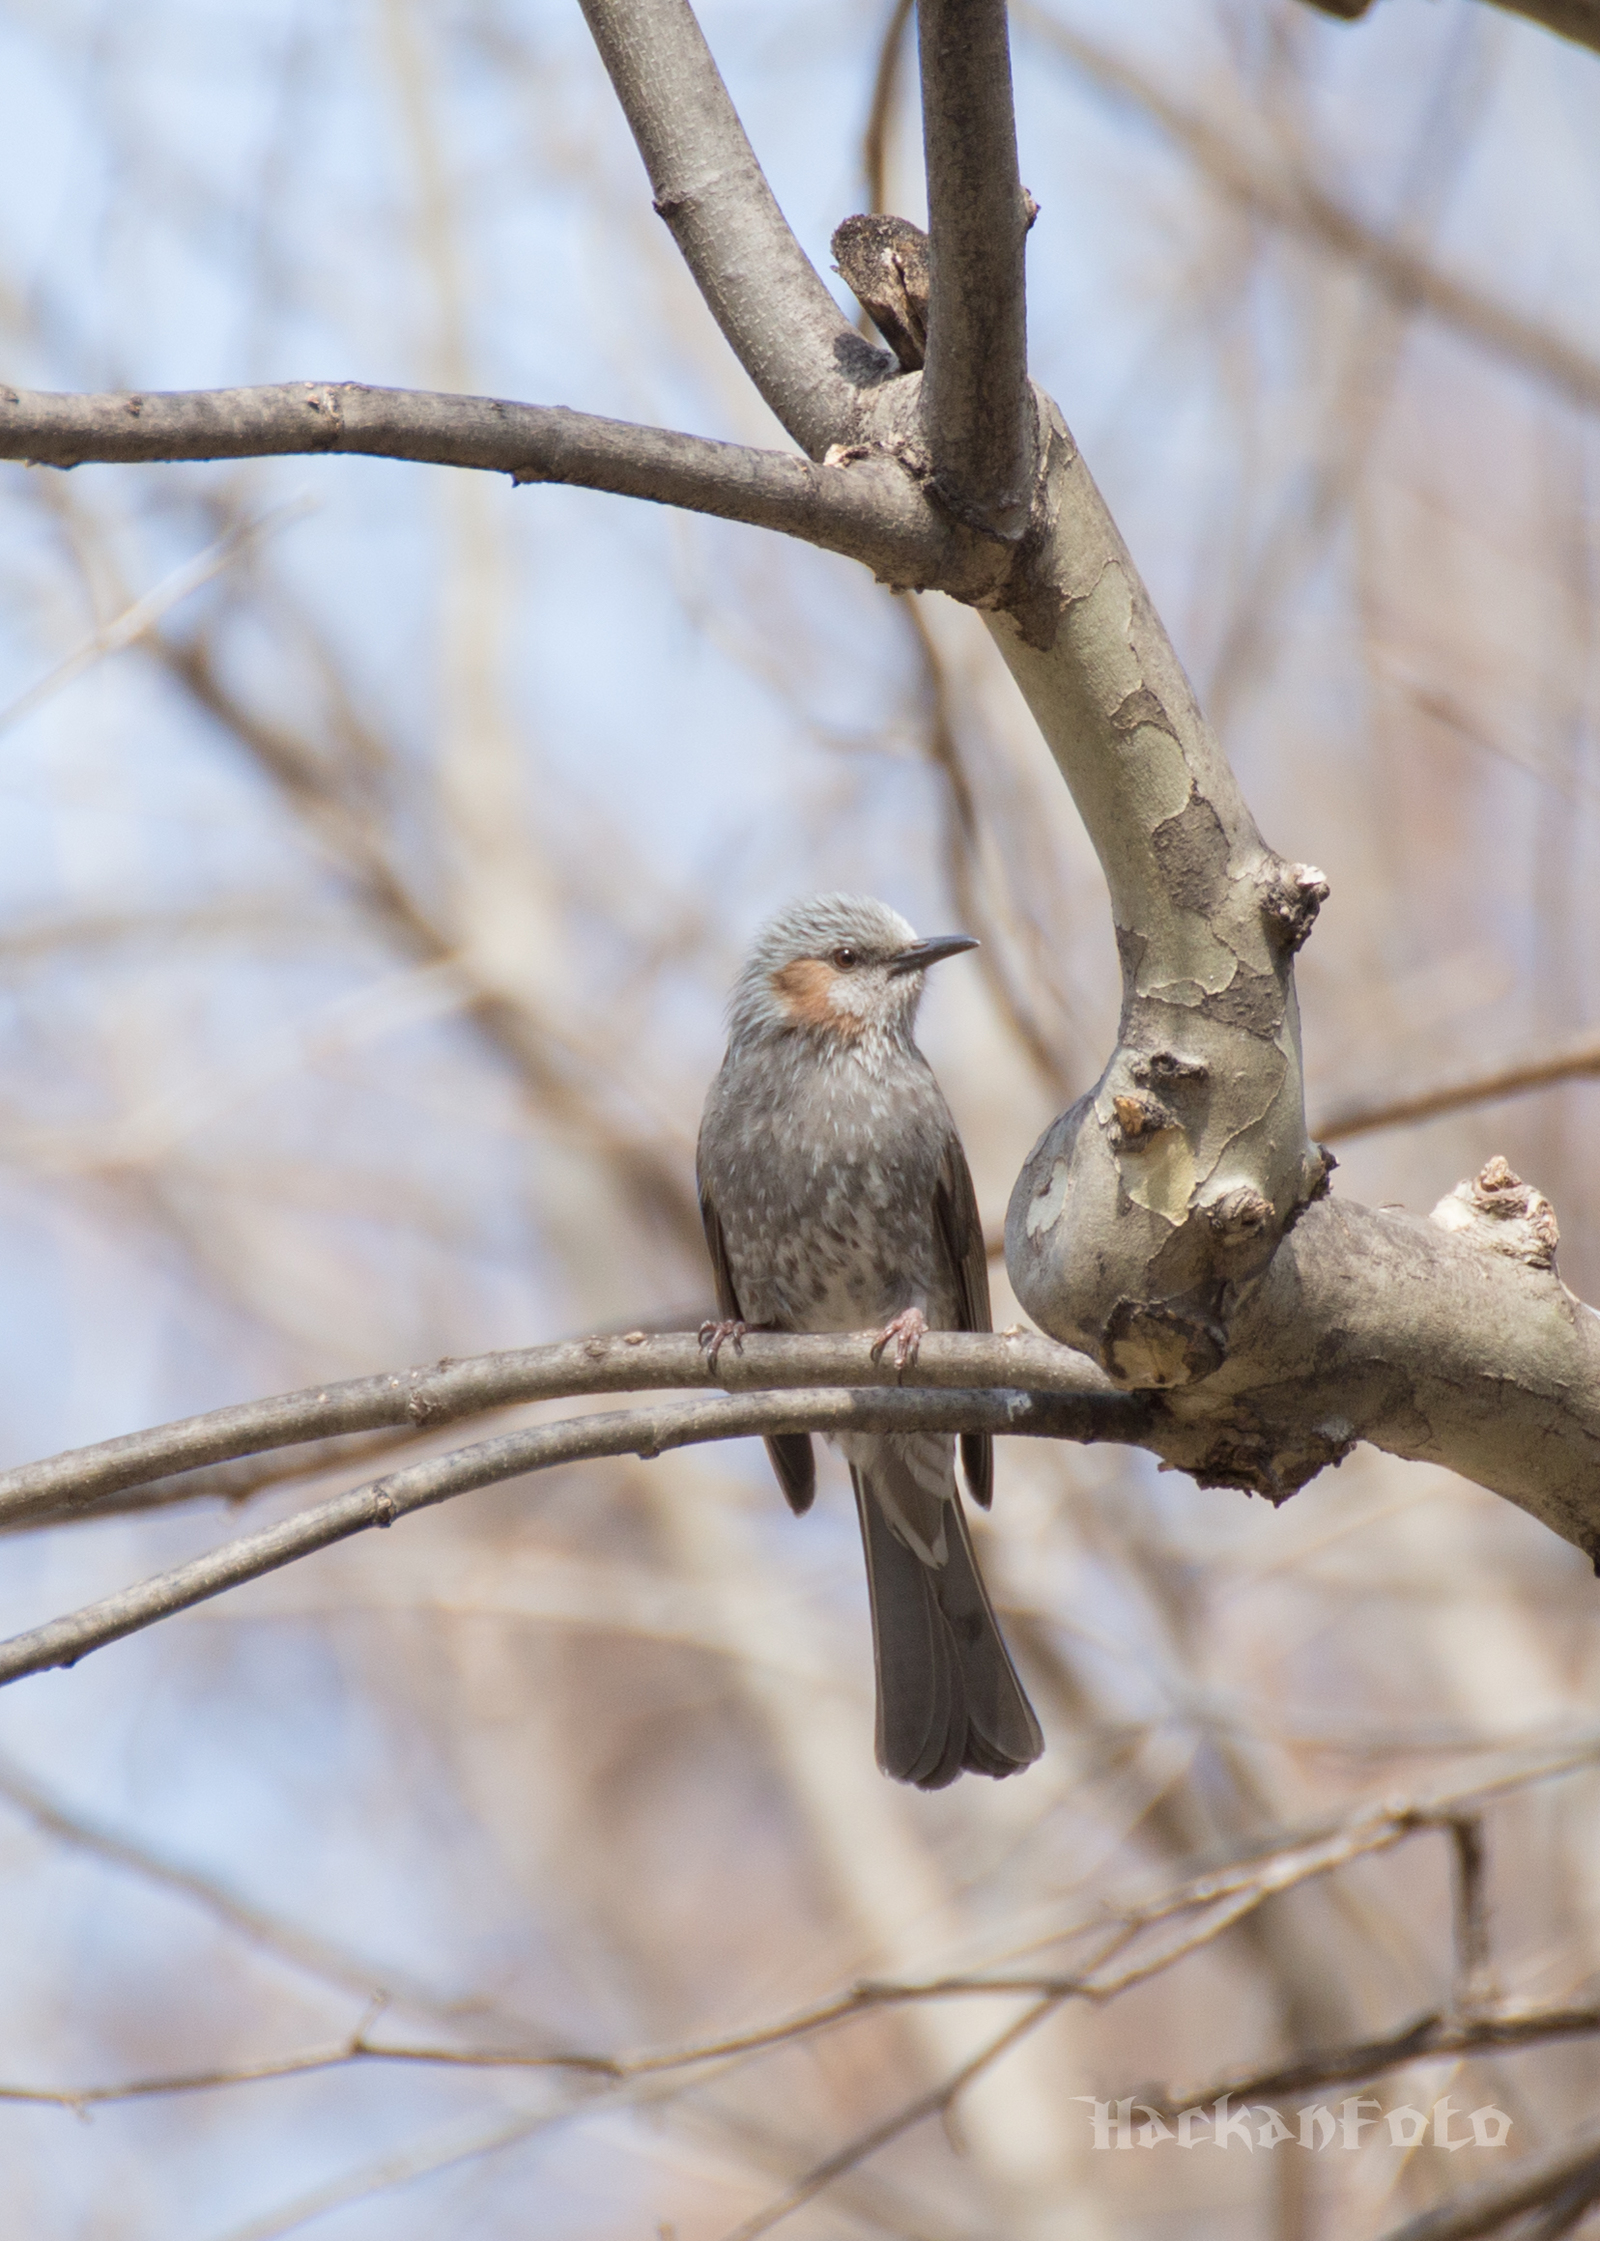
0 495 312 739
1377 2125 1600 2241
1299 0 1600 60
1138 2002 1600 2120
8 1749 1599 2160
1315 1026 1600 1142
862 0 914 216
719 2001 1058 2241
1017 6 1600 417
1449 1815 1494 2010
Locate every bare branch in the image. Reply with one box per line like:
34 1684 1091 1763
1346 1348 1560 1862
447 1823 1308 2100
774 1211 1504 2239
575 0 884 456
0 1327 1120 1528
0 383 969 586
0 1382 1149 1687
916 0 1037 537
1377 2125 1600 2241
1449 1815 1494 2010
720 2000 1055 2241
1299 0 1600 61
0 1754 475 2015
1018 6 1600 418
1315 1025 1600 1143
1483 0 1600 55
0 1432 417 1534
863 0 915 216
1140 2003 1600 2120
0 495 310 739
137 619 712 1253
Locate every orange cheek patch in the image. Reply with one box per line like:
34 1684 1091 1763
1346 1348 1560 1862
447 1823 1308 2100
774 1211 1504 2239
770 958 865 1035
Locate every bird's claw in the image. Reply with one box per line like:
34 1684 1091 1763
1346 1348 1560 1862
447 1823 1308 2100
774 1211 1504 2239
699 1317 747 1373
871 1307 928 1378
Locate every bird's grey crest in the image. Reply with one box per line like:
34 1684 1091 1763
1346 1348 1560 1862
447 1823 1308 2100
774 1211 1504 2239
727 892 975 1049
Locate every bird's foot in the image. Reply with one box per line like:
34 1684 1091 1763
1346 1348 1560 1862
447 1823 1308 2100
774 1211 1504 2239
871 1306 928 1378
698 1317 747 1373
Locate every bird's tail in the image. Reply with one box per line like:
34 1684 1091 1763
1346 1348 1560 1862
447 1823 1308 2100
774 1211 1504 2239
847 1437 1043 1789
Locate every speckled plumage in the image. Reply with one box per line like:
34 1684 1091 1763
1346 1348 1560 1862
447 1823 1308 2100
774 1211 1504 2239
697 895 1043 1788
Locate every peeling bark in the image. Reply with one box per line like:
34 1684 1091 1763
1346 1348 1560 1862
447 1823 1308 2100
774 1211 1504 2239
989 395 1328 1379
1150 1193 1600 1554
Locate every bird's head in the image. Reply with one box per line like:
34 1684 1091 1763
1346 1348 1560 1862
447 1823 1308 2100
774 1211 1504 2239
727 893 978 1051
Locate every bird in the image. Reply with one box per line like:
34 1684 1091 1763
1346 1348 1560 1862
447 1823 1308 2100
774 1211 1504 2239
696 893 1044 1789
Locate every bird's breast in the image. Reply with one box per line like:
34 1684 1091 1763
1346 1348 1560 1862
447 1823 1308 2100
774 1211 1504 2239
699 1042 956 1333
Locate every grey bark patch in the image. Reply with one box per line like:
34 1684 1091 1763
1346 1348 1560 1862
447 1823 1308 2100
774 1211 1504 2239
1111 685 1180 742
1115 924 1148 991
1199 967 1283 1038
1151 792 1231 918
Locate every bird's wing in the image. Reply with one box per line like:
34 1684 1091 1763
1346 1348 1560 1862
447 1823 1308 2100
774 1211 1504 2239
698 1177 816 1516
933 1130 994 1510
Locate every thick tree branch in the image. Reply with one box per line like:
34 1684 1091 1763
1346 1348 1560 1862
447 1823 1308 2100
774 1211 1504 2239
915 0 1037 537
0 383 985 589
0 1328 1121 1529
575 0 885 457
1154 1192 1600 1547
993 416 1330 1382
0 1384 1151 1687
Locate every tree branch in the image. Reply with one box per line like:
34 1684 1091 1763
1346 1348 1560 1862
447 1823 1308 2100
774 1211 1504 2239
575 0 885 457
1484 0 1600 52
0 1383 1149 1687
0 383 980 588
0 1433 417 1534
1377 2125 1600 2241
915 0 1037 537
1298 0 1600 61
863 0 915 217
1139 2003 1600 2120
1154 1191 1600 1544
1020 7 1600 418
1315 1025 1600 1143
0 1327 1121 1529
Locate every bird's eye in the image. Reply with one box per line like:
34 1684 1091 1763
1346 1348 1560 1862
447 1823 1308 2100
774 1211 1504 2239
831 946 860 970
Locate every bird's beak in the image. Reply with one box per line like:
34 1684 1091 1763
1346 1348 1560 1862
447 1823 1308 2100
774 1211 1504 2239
887 933 980 977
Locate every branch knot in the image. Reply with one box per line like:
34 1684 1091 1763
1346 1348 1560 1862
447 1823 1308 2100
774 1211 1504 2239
1431 1156 1559 1271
